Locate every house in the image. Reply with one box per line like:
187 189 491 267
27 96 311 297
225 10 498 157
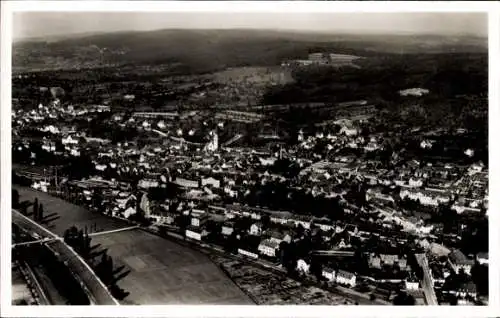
476 252 488 265
138 178 159 189
201 177 221 188
322 267 336 282
174 177 200 188
369 254 381 269
123 206 136 218
405 279 420 291
296 259 310 274
238 248 259 259
380 254 399 267
448 249 474 275
185 226 208 241
270 215 288 225
62 135 79 145
191 214 209 227
400 188 451 207
165 212 177 225
249 222 262 236
456 281 478 300
269 231 292 245
336 270 356 287
258 239 279 257
222 222 235 236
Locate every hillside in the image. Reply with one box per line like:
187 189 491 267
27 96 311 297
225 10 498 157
13 29 487 73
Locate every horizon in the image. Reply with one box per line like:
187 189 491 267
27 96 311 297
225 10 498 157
13 12 488 41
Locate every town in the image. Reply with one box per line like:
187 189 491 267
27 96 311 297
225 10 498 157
10 19 488 307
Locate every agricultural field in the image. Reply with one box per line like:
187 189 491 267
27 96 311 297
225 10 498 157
90 229 254 305
211 66 293 86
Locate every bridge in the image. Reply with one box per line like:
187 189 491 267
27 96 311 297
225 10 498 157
415 253 439 305
12 209 120 305
12 237 59 248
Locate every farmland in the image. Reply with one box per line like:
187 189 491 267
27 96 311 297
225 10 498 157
13 187 254 305
91 229 254 304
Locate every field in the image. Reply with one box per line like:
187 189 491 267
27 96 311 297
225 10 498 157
14 187 254 305
91 229 254 304
212 66 293 85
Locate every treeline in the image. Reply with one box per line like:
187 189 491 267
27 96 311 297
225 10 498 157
263 53 487 105
63 225 130 301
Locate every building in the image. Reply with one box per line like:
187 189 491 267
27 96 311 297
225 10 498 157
249 223 262 236
132 112 179 120
269 231 292 245
62 135 79 145
296 259 310 274
174 177 200 189
322 267 336 282
201 177 221 188
123 206 136 218
215 110 265 124
138 178 159 189
222 222 235 236
448 249 474 275
186 226 208 241
456 281 478 300
258 239 279 258
399 188 451 207
238 248 258 259
204 130 219 152
336 270 356 287
139 193 151 218
191 214 209 227
308 52 325 62
476 252 488 265
405 278 420 291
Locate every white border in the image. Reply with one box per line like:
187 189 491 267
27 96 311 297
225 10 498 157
1 2 499 318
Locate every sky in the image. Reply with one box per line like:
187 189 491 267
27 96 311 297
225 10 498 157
13 12 488 40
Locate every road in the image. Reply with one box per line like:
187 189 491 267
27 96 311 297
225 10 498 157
12 209 120 305
415 253 438 305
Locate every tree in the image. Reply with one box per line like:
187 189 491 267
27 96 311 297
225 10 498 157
38 203 44 221
33 198 39 221
12 189 20 209
393 292 415 305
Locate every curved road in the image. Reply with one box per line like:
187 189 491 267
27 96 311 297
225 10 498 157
12 209 119 305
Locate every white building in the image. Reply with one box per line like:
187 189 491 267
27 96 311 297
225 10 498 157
222 223 234 236
138 179 159 189
296 259 310 274
123 206 136 218
258 239 279 257
322 267 336 282
249 223 262 236
335 270 356 287
238 249 258 259
205 130 219 152
400 188 451 207
405 280 420 291
476 252 488 265
186 227 208 241
62 135 79 145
